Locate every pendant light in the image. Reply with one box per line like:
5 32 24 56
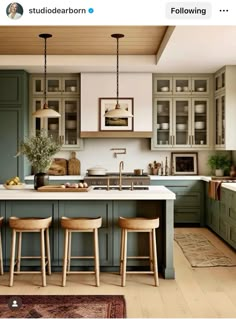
104 34 133 118
32 34 61 118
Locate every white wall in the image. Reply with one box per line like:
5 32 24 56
57 139 214 175
81 73 152 132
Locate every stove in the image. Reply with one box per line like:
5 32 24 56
84 172 150 186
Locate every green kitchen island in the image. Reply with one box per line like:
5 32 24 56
0 185 175 279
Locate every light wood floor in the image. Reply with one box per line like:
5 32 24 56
0 228 236 318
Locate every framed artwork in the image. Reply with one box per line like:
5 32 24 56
99 98 134 131
171 152 198 175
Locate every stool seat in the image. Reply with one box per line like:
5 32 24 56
9 217 52 230
9 216 52 287
119 217 159 230
0 217 3 275
118 216 159 287
61 217 102 230
61 216 102 287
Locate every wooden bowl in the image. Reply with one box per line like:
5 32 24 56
3 184 25 190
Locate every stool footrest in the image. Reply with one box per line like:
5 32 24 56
66 271 96 274
126 256 150 259
14 271 44 274
70 256 95 259
126 271 155 274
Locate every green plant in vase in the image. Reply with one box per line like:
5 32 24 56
207 153 231 177
17 130 62 189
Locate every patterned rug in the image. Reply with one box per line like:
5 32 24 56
0 295 126 318
175 233 236 267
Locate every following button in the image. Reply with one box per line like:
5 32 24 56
166 2 211 19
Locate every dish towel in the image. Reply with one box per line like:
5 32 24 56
208 180 223 200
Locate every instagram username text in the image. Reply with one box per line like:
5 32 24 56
29 7 88 14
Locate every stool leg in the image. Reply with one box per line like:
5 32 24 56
62 229 69 287
119 229 124 275
94 228 100 287
149 231 154 271
0 231 3 275
40 229 46 287
121 229 127 287
67 231 71 272
16 232 22 272
9 229 16 287
46 228 51 275
152 229 159 287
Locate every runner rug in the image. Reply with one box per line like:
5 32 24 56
0 295 126 318
175 233 236 267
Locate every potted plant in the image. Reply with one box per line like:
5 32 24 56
207 153 231 177
17 130 62 189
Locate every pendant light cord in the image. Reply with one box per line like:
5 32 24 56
44 36 47 107
116 36 119 107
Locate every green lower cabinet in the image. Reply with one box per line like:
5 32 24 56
58 201 113 266
206 186 236 250
113 200 164 267
5 200 59 267
151 180 204 225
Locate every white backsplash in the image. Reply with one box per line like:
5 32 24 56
55 139 215 175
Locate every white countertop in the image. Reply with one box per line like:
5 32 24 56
25 174 212 182
0 185 176 201
221 183 236 192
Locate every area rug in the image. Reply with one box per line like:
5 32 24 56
0 295 126 318
175 233 236 267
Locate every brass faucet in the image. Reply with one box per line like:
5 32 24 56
119 161 124 191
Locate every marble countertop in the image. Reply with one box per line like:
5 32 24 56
0 185 176 200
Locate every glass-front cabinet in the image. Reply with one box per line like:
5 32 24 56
154 75 209 95
32 76 79 96
30 74 83 150
215 93 225 149
152 97 209 149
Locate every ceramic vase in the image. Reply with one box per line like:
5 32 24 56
34 172 49 190
215 169 224 177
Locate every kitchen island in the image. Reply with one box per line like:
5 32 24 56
0 185 175 279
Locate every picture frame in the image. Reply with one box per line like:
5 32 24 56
99 98 134 131
171 152 198 175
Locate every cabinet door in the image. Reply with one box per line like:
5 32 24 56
173 77 191 95
215 70 225 92
153 76 172 95
173 98 191 147
192 98 209 147
62 98 81 148
32 77 44 95
0 110 22 183
47 77 62 95
58 201 113 266
153 97 172 147
62 77 80 95
191 77 209 94
5 200 59 266
215 94 225 148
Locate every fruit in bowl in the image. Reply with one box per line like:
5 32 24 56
4 176 25 189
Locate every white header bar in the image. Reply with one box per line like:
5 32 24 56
1 0 235 25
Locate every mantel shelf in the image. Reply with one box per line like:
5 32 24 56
80 131 153 138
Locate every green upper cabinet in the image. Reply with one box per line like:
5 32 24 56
0 70 29 183
0 70 28 106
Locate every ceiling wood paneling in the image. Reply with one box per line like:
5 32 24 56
0 26 168 55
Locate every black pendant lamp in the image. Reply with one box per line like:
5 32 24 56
32 34 61 118
104 34 133 118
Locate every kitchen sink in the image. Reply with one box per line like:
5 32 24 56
93 186 149 191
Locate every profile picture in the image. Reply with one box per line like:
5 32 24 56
6 2 23 20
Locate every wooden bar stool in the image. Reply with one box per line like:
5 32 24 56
9 216 52 287
118 216 159 287
0 217 3 275
61 216 102 287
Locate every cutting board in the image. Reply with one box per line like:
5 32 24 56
37 185 91 192
68 152 80 175
48 158 68 175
